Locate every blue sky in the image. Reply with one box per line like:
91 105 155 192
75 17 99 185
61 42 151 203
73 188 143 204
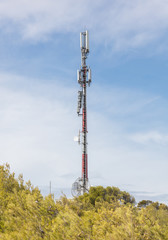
0 0 168 202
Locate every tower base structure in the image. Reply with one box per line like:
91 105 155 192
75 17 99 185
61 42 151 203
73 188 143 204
72 177 89 196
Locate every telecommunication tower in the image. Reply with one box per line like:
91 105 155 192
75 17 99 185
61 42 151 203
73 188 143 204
72 30 92 196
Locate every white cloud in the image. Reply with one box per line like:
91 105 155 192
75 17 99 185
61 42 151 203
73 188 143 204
0 0 168 50
0 71 168 195
129 131 168 145
89 86 161 116
0 72 80 187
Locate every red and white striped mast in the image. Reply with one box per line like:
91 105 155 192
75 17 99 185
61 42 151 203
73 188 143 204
72 31 91 196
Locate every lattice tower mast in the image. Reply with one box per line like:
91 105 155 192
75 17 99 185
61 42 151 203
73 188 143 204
72 31 91 196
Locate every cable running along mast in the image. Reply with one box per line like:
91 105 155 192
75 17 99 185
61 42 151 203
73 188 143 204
72 31 92 196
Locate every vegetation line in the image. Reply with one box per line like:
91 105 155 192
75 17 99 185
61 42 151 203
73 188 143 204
0 164 168 239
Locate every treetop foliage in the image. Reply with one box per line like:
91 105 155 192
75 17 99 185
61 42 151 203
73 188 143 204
81 185 135 204
0 163 168 239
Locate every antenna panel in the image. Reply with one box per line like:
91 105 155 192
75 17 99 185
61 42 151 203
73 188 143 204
88 68 91 82
80 32 83 49
77 70 81 83
86 30 89 51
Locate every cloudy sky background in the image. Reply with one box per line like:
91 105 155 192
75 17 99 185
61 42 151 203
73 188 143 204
0 0 168 202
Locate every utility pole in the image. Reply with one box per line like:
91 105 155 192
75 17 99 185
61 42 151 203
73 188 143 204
49 181 51 195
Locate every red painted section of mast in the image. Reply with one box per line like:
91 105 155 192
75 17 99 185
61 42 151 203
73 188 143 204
82 67 88 182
